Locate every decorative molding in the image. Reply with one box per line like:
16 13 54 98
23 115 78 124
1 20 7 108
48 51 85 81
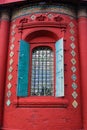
20 18 28 23
36 15 46 21
18 14 67 31
11 5 76 20
54 16 64 22
14 98 69 108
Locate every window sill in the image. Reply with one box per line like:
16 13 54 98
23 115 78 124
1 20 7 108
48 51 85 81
13 97 69 108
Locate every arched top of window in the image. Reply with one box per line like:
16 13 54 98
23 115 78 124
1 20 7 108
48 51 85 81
32 46 53 52
25 30 58 43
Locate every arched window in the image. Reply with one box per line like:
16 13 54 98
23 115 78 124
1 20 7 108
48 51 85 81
17 38 64 97
31 46 54 96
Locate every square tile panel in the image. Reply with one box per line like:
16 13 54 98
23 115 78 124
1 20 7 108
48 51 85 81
10 44 15 50
48 14 53 18
71 58 76 65
6 99 11 106
70 29 75 34
30 15 36 20
72 100 78 108
9 51 14 57
72 82 77 90
7 83 12 89
70 36 75 41
7 90 11 98
69 22 74 28
70 43 76 49
9 59 14 65
11 37 15 43
8 66 13 73
71 50 76 57
72 91 78 99
8 74 13 81
12 24 16 29
71 66 76 72
71 74 77 81
11 30 16 36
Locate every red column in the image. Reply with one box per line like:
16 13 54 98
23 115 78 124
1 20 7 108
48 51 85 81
0 11 9 127
78 10 87 129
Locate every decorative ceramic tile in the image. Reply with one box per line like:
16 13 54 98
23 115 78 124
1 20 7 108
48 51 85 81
9 59 14 65
12 24 16 29
10 44 15 50
70 29 75 34
7 90 11 98
7 83 12 89
11 30 16 36
11 37 15 43
70 43 76 49
69 22 74 28
71 74 77 81
72 91 78 99
8 66 13 73
48 14 53 18
72 100 78 108
72 82 77 90
6 99 11 106
71 58 76 65
71 50 76 57
71 66 76 72
8 74 13 81
30 15 36 20
70 36 75 41
9 51 14 57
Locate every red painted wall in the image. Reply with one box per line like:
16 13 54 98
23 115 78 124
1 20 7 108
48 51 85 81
78 17 87 130
0 19 9 128
1 12 83 130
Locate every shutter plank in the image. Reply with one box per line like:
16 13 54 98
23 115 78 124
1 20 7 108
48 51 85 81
55 38 64 97
17 40 30 97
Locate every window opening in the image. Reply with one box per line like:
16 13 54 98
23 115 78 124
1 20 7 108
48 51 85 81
31 46 54 96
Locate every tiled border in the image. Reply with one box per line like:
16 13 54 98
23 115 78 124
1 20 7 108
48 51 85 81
69 21 78 108
6 22 16 107
12 5 76 20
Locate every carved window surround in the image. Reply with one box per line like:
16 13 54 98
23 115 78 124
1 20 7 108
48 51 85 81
14 14 68 108
17 14 67 33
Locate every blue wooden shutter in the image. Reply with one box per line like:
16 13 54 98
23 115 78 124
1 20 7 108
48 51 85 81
55 38 64 97
17 40 30 97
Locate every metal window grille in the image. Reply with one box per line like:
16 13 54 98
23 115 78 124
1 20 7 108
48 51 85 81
31 46 54 96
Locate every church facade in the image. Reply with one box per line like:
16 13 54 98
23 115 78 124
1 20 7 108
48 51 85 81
0 0 87 130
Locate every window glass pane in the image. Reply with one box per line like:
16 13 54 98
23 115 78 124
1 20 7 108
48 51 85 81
31 46 54 96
